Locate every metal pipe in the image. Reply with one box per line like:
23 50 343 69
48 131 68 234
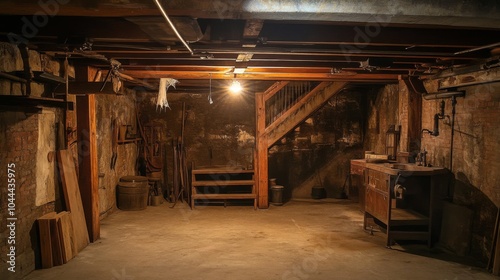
454 42 500 55
423 91 465 100
450 95 457 171
153 0 194 55
432 113 440 136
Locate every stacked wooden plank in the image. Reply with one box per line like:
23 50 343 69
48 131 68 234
57 150 90 254
37 150 90 269
37 211 73 268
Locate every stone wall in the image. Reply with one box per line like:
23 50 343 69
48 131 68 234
363 84 399 154
270 89 365 200
365 76 500 264
0 43 67 279
0 43 138 278
95 91 138 218
137 90 256 198
421 81 500 262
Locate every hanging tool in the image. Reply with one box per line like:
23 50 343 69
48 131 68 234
110 119 118 170
136 110 162 171
170 103 189 207
337 172 349 199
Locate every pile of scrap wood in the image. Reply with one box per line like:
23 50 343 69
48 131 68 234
37 150 89 268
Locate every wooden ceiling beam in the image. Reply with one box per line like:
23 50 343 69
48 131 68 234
1 0 499 30
122 70 398 82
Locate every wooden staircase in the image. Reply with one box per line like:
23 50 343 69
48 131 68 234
255 81 348 208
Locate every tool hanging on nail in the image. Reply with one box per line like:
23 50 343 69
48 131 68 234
110 119 118 170
170 102 189 208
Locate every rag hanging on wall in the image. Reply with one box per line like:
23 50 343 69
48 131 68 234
157 78 178 110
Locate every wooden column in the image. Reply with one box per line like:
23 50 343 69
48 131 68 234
255 92 269 208
399 77 423 153
76 90 99 242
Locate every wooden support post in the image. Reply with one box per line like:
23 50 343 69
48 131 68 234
255 92 269 208
76 94 99 242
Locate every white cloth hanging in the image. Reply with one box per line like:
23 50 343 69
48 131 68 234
157 78 178 110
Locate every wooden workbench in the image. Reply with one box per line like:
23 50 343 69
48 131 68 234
351 159 449 247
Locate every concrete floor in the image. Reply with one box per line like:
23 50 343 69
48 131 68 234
24 199 495 280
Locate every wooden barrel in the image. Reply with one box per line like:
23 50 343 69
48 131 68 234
117 176 149 210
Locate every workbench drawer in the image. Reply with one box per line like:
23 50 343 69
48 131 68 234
365 186 389 224
350 163 365 176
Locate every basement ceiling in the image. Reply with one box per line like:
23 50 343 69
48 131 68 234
1 0 500 93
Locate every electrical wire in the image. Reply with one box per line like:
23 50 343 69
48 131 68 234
153 0 194 55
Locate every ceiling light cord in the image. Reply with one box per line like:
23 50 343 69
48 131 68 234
153 0 194 55
208 73 213 104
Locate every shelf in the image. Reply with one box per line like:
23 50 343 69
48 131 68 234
191 168 256 209
192 168 254 175
391 208 429 226
0 95 74 111
192 180 255 187
117 138 141 144
10 71 67 84
192 193 256 199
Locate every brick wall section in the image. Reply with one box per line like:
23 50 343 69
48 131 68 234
364 84 399 154
398 79 409 151
398 79 423 155
422 82 500 262
0 43 74 279
421 82 500 205
0 112 58 280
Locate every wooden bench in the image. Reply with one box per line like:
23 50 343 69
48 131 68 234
191 167 256 209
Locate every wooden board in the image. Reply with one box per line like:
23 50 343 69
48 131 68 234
365 154 389 160
37 212 56 269
57 211 74 263
76 95 100 242
440 201 473 256
57 150 90 254
49 217 63 266
255 92 268 209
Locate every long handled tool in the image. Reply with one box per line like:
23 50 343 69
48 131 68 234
110 119 118 170
170 103 189 208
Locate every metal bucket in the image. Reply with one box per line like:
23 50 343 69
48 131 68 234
271 185 284 206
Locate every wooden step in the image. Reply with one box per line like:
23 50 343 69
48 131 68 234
192 169 254 175
192 193 256 199
192 180 255 187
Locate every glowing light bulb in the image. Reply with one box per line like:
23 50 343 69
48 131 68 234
229 80 242 94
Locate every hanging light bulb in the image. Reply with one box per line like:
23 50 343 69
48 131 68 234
229 80 242 94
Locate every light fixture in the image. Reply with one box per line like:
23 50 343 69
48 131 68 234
229 79 242 94
233 67 246 74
